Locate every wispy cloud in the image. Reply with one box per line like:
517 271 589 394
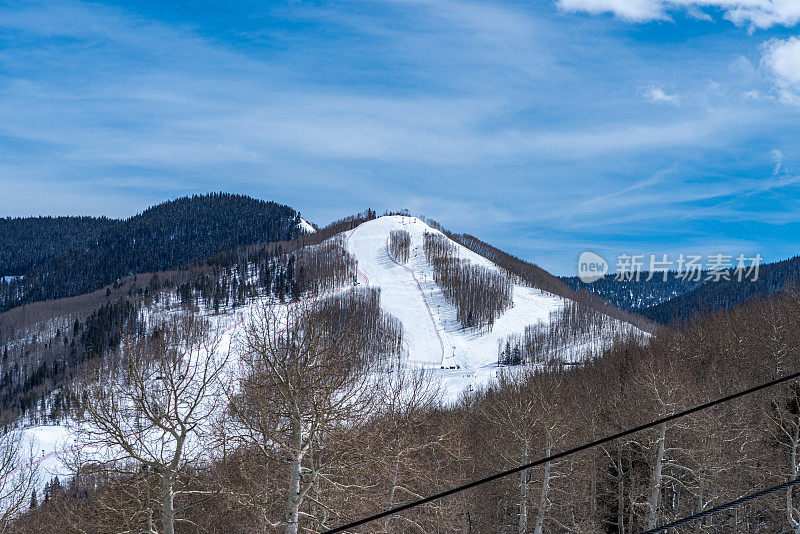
1 0 799 273
640 86 680 105
771 148 784 174
556 0 800 30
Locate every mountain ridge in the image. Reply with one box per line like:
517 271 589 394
561 256 800 325
0 193 303 312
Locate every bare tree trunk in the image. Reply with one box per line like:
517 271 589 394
285 418 304 534
533 431 552 534
518 443 529 534
626 448 635 533
463 507 474 534
617 452 625 534
148 506 157 534
590 456 597 531
285 462 301 534
385 447 402 533
694 481 703 534
787 416 800 533
161 472 176 534
646 423 667 530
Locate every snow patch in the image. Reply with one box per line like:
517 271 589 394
298 218 316 234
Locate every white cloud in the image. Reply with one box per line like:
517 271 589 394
771 148 783 174
730 55 756 75
640 86 680 104
762 36 800 102
557 0 800 29
557 0 666 22
686 6 713 22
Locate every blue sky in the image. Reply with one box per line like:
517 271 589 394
1 0 799 274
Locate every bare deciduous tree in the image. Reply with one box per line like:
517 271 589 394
423 232 512 330
0 431 38 532
474 368 567 534
388 230 411 264
374 368 443 533
232 293 398 534
77 312 227 534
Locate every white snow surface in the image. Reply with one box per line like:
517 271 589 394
15 425 74 482
15 215 644 490
342 216 640 402
298 218 316 234
346 216 561 368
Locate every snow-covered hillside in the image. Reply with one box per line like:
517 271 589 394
346 216 550 398
346 216 557 367
343 216 642 400
13 215 644 489
298 217 316 233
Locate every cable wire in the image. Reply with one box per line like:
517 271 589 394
325 369 800 533
640 477 800 533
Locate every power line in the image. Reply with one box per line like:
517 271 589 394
641 477 800 534
325 369 800 533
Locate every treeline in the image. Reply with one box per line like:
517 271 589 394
561 272 707 310
562 256 800 327
640 255 800 325
12 286 800 533
0 193 302 312
315 287 404 368
498 300 640 365
388 229 411 263
171 234 358 312
169 209 379 310
202 208 377 270
423 232 513 329
0 298 143 425
0 216 116 277
440 230 656 332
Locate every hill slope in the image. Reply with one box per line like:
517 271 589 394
345 216 644 398
0 193 303 312
347 218 558 359
559 256 800 325
6 214 649 496
639 255 800 324
0 216 117 277
2 214 646 420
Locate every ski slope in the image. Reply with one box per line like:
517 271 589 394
345 216 569 400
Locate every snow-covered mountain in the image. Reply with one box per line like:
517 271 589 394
345 216 642 397
10 214 646 495
348 216 555 366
